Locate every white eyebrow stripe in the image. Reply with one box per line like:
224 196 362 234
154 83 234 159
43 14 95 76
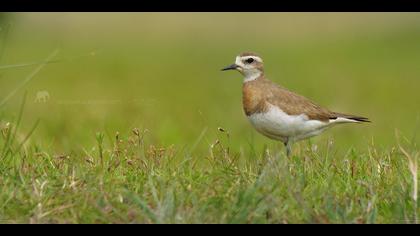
239 56 263 63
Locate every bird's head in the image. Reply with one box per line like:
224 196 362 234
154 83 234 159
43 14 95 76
221 52 264 81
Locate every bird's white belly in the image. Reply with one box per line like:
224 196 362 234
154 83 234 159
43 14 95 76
247 104 329 142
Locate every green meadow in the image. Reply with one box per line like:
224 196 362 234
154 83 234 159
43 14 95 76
0 13 419 223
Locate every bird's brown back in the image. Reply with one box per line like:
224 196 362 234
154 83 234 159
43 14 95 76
242 76 334 121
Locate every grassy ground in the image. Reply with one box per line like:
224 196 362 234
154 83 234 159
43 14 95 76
0 13 419 223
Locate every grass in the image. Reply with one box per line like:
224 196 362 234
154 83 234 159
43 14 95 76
0 13 419 223
0 119 418 223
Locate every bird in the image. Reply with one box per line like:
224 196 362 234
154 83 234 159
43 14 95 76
221 52 370 157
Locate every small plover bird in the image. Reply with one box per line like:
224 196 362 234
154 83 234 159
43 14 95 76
222 52 370 156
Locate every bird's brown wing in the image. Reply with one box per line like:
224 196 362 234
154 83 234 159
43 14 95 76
263 79 334 122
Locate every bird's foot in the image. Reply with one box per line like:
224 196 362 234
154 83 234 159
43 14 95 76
283 139 292 157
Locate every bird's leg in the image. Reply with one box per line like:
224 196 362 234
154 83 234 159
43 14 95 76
283 139 292 157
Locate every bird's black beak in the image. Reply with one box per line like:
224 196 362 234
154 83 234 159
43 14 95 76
221 64 239 71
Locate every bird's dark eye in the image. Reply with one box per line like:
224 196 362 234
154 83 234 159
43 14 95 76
245 58 254 64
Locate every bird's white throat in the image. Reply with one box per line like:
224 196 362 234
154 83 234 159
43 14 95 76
243 71 262 83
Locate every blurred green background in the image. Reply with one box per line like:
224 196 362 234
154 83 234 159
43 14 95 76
1 13 420 155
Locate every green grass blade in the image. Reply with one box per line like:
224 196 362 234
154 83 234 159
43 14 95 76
12 118 40 156
1 92 27 159
0 50 100 70
125 191 159 224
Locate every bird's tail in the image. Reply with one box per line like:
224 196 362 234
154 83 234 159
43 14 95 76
331 112 371 123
